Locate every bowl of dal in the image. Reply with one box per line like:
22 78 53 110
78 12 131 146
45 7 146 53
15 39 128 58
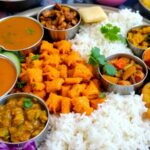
0 54 17 99
0 16 44 53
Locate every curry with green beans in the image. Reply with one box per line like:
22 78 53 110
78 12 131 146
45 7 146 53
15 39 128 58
0 96 48 143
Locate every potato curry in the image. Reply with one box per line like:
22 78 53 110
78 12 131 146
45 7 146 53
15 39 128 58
102 56 145 85
0 96 48 142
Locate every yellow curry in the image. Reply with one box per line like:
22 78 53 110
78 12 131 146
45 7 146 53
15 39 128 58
0 96 48 142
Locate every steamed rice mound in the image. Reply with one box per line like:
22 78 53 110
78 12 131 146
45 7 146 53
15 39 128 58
40 93 150 150
71 9 143 60
39 9 150 150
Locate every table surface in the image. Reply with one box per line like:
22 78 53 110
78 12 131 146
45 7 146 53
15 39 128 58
0 0 149 19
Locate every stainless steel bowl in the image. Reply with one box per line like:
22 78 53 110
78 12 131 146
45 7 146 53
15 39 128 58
127 25 149 58
0 93 50 149
0 16 44 54
0 54 18 100
98 53 148 95
139 0 150 18
142 47 150 70
0 0 41 12
37 4 81 41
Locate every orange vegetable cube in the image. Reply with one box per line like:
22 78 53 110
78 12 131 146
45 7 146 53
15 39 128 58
65 78 82 84
31 82 45 91
61 85 71 97
61 97 71 113
46 93 62 113
54 40 71 54
43 65 60 80
33 90 46 99
72 63 93 81
68 84 86 98
72 96 93 115
58 65 68 78
45 78 64 93
64 51 82 66
82 81 99 99
27 68 43 83
90 97 106 109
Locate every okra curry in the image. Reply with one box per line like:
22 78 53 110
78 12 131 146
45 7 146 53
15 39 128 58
0 16 42 50
0 96 48 142
102 56 145 85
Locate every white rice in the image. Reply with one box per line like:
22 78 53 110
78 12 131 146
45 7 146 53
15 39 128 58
39 9 150 150
40 93 150 150
71 9 143 60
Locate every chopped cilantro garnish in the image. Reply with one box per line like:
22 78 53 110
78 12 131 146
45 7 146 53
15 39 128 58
88 47 116 76
103 63 117 76
26 27 35 35
88 47 106 66
99 92 106 98
16 81 26 89
100 23 126 44
32 54 39 61
23 98 33 108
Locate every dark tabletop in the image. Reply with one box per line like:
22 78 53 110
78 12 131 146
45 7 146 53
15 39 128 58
0 0 149 20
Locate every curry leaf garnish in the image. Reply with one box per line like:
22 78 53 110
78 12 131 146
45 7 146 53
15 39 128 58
103 63 117 76
23 98 33 108
99 92 106 98
100 23 126 43
88 47 116 76
32 54 39 61
16 81 26 89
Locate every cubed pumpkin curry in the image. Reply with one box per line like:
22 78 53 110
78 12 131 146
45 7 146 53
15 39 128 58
102 56 145 85
0 96 48 142
14 40 105 115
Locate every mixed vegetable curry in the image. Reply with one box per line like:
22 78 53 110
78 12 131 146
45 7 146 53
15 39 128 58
102 56 145 85
0 96 48 142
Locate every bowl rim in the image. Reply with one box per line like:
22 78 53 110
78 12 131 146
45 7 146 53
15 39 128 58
139 0 150 12
142 47 150 70
98 53 148 87
0 92 50 145
126 24 150 51
0 54 18 98
0 15 44 51
37 4 81 32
